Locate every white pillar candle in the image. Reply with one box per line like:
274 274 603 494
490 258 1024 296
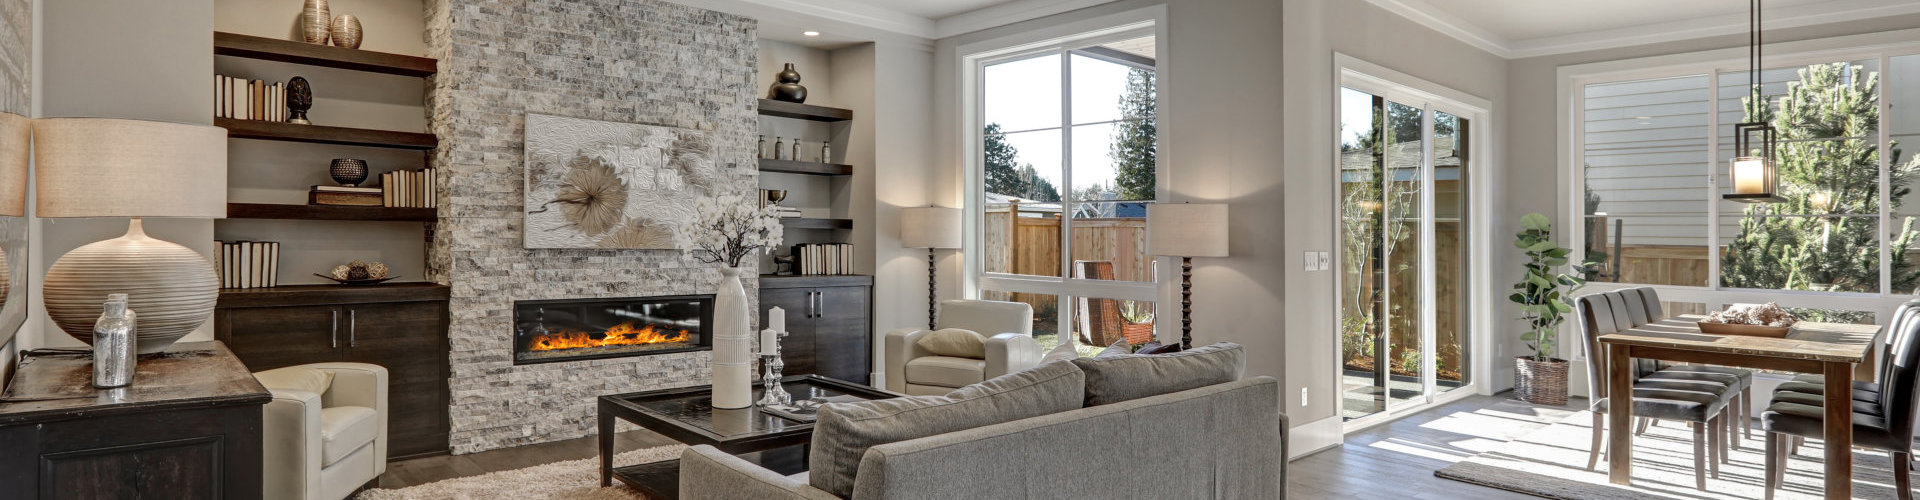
1733 158 1766 195
768 306 785 333
761 328 778 354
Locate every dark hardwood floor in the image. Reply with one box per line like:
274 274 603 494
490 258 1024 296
1290 392 1584 499
374 392 1578 497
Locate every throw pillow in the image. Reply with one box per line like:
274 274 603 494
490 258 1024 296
253 366 334 395
1040 341 1079 364
1071 342 1245 406
1136 341 1184 355
916 328 987 358
1096 339 1130 357
808 361 1086 497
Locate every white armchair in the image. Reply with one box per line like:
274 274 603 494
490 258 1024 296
885 299 1040 395
255 362 389 500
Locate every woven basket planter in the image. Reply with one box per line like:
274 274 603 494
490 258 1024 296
1513 356 1569 406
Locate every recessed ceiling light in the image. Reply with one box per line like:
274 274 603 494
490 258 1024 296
1634 116 1652 120
803 31 821 37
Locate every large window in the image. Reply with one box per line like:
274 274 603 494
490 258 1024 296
974 30 1160 353
1574 47 1920 324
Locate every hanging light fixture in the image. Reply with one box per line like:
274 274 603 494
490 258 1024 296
1725 0 1784 203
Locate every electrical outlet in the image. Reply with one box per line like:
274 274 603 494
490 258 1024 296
1301 387 1309 407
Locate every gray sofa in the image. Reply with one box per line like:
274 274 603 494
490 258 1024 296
679 346 1288 499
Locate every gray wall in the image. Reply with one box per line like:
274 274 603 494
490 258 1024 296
426 0 759 454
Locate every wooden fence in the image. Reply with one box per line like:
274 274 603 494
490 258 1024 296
981 205 1154 337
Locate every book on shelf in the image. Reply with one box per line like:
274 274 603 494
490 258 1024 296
380 168 436 208
309 185 383 206
216 241 280 289
791 243 855 276
213 74 287 122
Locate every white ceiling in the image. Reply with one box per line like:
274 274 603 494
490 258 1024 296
1364 0 1920 59
845 0 1025 20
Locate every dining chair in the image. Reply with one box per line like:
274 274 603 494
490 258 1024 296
1624 287 1757 445
1761 303 1920 500
1577 291 1740 490
1768 301 1920 457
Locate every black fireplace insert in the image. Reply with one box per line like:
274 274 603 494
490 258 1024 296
512 295 714 365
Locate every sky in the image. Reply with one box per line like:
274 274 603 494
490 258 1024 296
983 46 1149 199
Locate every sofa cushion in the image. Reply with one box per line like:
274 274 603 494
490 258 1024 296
254 366 333 395
1097 339 1130 357
916 328 987 358
1071 342 1245 406
904 356 987 388
319 406 378 467
809 360 1085 498
1040 341 1079 364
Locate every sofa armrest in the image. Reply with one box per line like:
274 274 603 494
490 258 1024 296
262 388 324 500
309 362 389 474
679 446 841 500
883 328 934 392
983 333 1041 379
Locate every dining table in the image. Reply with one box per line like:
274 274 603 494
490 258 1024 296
1598 314 1881 500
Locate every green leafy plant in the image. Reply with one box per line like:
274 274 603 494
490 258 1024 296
1118 300 1155 325
1398 349 1422 376
1510 213 1584 362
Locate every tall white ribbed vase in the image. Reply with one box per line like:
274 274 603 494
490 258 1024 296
710 267 753 409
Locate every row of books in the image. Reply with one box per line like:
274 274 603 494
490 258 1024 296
306 168 436 208
793 243 855 276
215 75 287 122
216 241 281 289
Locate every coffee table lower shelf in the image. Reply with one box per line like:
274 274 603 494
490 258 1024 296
611 446 809 500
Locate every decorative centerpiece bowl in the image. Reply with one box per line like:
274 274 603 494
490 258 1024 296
1698 302 1797 338
312 274 401 286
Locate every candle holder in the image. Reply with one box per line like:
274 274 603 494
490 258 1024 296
757 328 792 407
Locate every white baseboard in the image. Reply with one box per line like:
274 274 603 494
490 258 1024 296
1289 415 1343 459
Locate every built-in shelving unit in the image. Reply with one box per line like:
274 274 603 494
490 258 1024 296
217 117 437 150
214 31 436 77
226 203 436 222
758 158 852 176
217 282 449 306
757 99 853 122
781 217 854 230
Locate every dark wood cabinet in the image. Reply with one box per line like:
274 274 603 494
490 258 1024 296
760 275 872 384
215 283 451 459
0 342 270 500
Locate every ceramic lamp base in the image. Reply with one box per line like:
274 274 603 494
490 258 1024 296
44 218 218 354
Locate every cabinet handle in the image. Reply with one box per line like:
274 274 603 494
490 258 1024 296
331 309 340 349
349 309 358 347
819 291 828 318
811 291 820 318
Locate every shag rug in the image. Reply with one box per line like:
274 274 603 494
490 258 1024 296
1437 411 1909 499
356 445 688 500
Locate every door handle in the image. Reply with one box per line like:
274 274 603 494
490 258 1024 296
349 309 358 347
331 309 340 349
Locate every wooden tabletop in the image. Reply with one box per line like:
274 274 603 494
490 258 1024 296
1598 314 1877 363
0 341 271 426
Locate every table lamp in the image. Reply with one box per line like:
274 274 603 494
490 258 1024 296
33 118 227 354
1148 203 1227 349
0 113 27 309
900 206 961 329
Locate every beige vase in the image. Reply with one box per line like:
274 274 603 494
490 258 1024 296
301 0 330 44
44 219 218 354
330 14 362 49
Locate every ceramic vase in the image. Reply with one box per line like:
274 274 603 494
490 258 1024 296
287 77 313 125
330 14 362 49
710 267 753 409
301 0 331 44
767 63 808 103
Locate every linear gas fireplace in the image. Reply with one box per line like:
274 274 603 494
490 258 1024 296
513 295 714 365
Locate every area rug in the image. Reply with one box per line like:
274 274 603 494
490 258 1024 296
1436 411 1907 499
356 445 687 500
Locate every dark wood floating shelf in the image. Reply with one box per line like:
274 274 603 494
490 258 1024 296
226 203 436 222
218 118 437 150
759 274 874 288
757 99 853 122
782 217 853 230
217 282 450 308
758 158 853 176
214 31 437 77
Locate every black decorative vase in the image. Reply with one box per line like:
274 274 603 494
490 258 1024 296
330 158 368 186
287 76 314 125
768 63 808 103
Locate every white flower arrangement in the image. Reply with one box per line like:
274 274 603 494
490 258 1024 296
676 191 784 268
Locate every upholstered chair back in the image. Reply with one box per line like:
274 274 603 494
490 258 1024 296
1878 303 1920 444
935 299 1033 337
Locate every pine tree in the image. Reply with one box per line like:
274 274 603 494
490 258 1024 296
1720 63 1920 296
983 123 1062 203
1111 68 1157 201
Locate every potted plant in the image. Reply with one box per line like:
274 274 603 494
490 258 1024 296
1118 300 1156 346
1509 213 1584 405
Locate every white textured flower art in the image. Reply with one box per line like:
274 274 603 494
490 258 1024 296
675 191 784 268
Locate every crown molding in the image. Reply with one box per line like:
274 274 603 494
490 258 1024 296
735 0 937 38
1360 0 1920 60
934 0 1120 39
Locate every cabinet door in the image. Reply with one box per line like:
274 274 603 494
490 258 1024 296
342 301 450 458
216 305 343 371
760 287 817 376
812 286 872 384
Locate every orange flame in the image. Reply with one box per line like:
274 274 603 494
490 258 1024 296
527 321 691 351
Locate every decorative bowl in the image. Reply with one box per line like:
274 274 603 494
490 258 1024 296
1697 321 1792 338
313 273 401 286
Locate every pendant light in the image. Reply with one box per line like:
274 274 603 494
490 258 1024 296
1725 0 1783 203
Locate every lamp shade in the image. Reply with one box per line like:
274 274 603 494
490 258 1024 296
32 118 227 218
0 112 27 216
901 206 962 249
1148 203 1228 257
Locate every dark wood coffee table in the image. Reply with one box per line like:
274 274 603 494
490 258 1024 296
597 375 898 499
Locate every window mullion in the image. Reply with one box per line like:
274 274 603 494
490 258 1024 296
1880 52 1893 296
1707 71 1722 291
1058 49 1074 332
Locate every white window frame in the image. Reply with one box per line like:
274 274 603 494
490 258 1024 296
958 7 1169 340
1333 54 1497 431
1557 29 1920 366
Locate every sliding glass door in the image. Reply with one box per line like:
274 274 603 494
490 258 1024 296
1339 86 1473 423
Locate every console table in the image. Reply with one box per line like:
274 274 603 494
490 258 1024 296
0 341 271 499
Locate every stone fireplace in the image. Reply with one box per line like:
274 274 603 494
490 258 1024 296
513 295 713 365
